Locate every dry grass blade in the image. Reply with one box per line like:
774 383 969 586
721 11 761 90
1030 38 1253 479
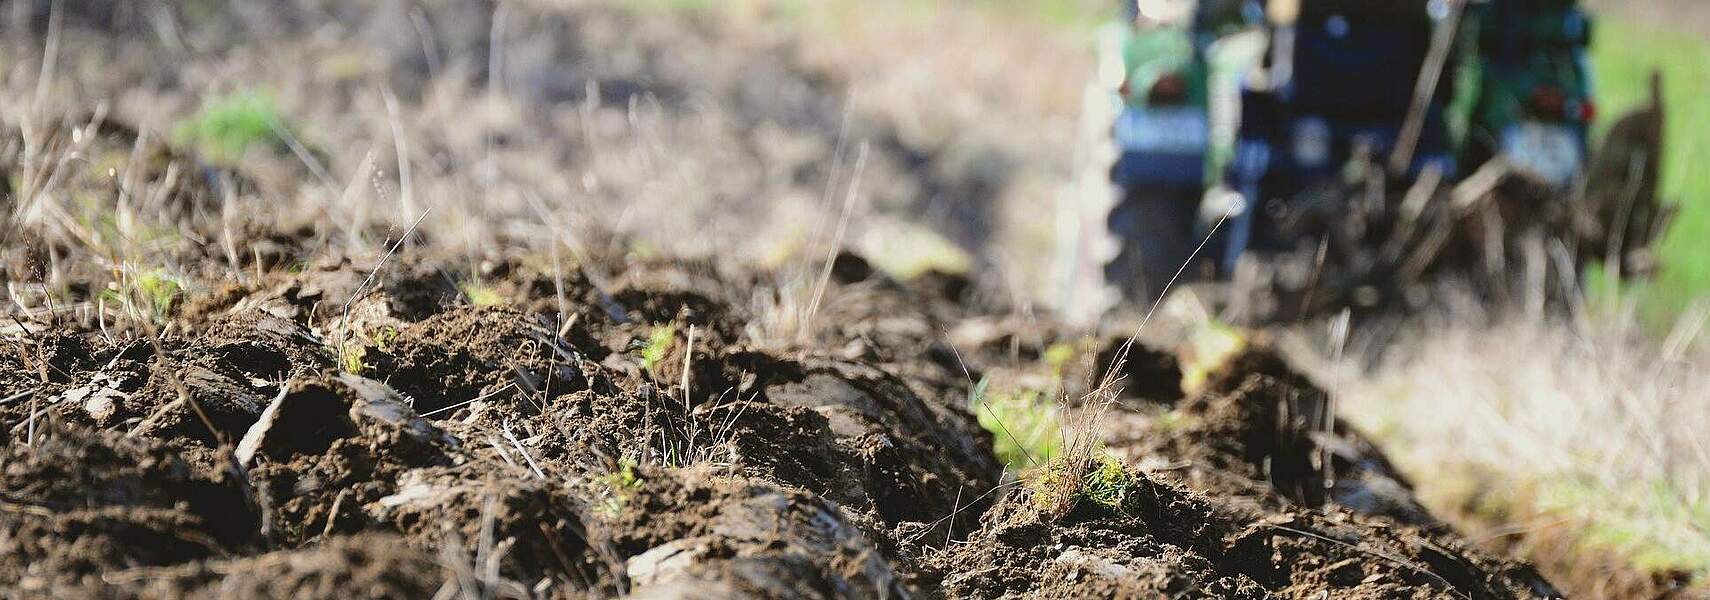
420 384 518 419
1322 309 1351 488
1390 0 1465 173
381 86 417 218
30 0 62 121
1042 206 1236 514
802 142 869 343
0 390 34 406
943 330 1044 469
679 324 699 459
906 480 1024 544
501 421 546 480
338 206 432 350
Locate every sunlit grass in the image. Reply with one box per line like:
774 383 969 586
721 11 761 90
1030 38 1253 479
459 281 503 307
639 322 678 378
174 92 289 162
1539 478 1710 574
1347 318 1710 591
100 267 184 325
1027 451 1139 514
1589 18 1710 322
970 377 1063 469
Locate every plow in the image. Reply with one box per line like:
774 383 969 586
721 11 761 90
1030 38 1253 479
1232 78 1668 322
1061 0 1673 325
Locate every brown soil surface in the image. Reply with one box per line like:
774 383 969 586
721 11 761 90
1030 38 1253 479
0 139 1563 597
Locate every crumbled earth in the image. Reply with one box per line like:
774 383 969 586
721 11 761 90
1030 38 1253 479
0 230 1564 598
933 344 1561 599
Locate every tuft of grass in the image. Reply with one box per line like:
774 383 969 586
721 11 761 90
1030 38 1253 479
100 267 184 325
337 325 399 376
639 322 678 377
1347 317 1710 593
372 325 400 352
595 459 645 516
174 92 289 162
1029 451 1139 514
1075 452 1139 511
970 377 1063 469
460 281 503 307
339 342 371 376
1538 479 1710 574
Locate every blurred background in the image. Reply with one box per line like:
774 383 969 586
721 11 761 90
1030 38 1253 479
2 0 1706 596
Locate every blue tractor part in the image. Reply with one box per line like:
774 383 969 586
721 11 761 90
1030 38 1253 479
1217 1 1458 276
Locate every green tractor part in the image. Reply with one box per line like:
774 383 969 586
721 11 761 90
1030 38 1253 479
1060 1 1671 325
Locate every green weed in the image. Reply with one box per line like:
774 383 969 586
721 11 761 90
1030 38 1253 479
100 268 183 324
372 325 400 352
174 92 289 161
339 342 370 376
595 460 645 516
639 322 678 377
969 377 1063 469
1077 452 1139 511
460 281 503 307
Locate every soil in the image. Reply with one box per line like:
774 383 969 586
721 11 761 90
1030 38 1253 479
0 2 1588 598
0 189 1565 599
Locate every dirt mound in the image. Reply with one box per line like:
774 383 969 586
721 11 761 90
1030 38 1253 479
936 347 1557 599
935 472 1558 599
0 310 330 448
0 237 1017 595
1 250 1566 598
121 534 451 599
0 425 260 595
610 471 908 598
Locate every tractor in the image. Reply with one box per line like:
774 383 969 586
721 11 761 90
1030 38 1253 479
1061 0 1668 324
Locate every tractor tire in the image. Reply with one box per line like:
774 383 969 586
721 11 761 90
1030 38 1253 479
1104 184 1202 308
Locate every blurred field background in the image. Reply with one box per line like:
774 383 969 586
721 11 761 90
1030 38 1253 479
1586 15 1710 322
1367 5 1710 593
